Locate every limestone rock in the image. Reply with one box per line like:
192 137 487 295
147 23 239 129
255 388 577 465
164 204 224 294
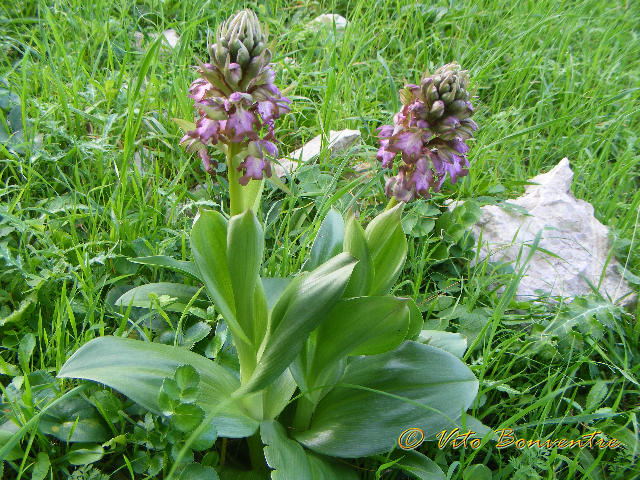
274 129 361 178
133 29 180 53
467 158 636 305
307 14 348 32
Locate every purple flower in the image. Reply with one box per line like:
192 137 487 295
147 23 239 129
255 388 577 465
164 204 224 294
376 62 477 202
179 13 291 183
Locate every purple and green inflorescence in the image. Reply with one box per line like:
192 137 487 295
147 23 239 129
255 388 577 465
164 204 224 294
181 9 291 185
377 63 477 202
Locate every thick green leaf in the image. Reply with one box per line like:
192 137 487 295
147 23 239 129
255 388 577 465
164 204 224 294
114 283 208 311
310 297 410 384
307 453 359 480
31 452 50 480
178 463 220 480
39 397 109 443
191 210 244 342
0 425 23 461
261 277 292 310
390 450 445 480
58 337 258 438
261 420 312 480
66 444 104 465
364 204 407 295
407 299 423 341
463 464 492 480
342 215 373 297
418 330 468 358
304 209 344 272
173 404 205 432
227 211 265 350
294 341 478 457
263 369 297 420
240 253 357 394
130 256 202 281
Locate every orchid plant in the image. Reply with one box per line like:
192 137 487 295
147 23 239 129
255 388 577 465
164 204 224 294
58 10 480 479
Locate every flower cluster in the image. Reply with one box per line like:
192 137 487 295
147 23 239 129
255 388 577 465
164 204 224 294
180 10 291 185
376 62 477 202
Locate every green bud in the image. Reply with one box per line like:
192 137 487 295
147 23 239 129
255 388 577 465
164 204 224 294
212 9 268 75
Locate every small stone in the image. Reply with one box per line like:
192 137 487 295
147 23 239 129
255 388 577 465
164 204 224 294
133 29 180 53
463 158 637 306
274 129 361 178
307 14 348 32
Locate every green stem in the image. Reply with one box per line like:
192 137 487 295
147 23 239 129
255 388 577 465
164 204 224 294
292 395 315 432
227 144 243 216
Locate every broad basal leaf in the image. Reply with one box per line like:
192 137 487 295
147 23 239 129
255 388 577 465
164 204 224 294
58 336 258 438
39 397 109 443
261 420 312 480
260 421 358 480
294 341 478 457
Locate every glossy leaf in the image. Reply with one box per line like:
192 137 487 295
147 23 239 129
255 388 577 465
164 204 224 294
261 277 292 310
304 209 344 272
191 210 244 342
39 397 109 443
114 283 208 311
240 253 357 394
58 336 259 438
418 330 468 358
130 256 202 281
261 420 312 480
307 453 359 480
364 204 407 295
227 211 265 349
310 297 410 383
178 463 220 480
342 215 373 298
31 452 50 480
66 444 104 465
294 341 478 457
406 299 423 341
390 450 445 480
0 428 23 461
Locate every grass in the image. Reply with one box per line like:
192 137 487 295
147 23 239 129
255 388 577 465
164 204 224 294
1 0 639 478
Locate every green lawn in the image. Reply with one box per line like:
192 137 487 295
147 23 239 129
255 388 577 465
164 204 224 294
1 0 638 479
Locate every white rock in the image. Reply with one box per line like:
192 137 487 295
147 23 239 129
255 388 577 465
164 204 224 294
274 129 361 178
307 14 348 32
466 158 636 306
133 29 180 53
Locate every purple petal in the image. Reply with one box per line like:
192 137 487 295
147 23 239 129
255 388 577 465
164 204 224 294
376 140 396 168
226 108 258 142
195 118 220 143
448 138 470 154
258 140 278 157
257 100 276 123
237 155 266 185
377 124 394 139
188 79 210 102
389 130 424 159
